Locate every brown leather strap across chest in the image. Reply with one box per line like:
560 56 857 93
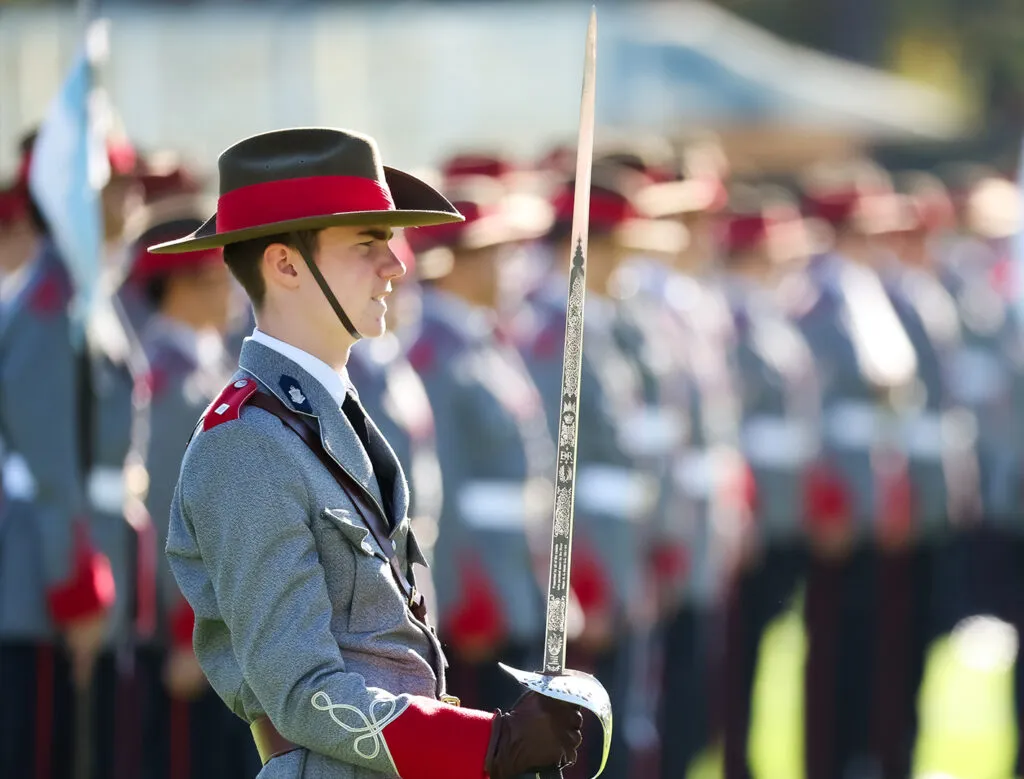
247 391 428 622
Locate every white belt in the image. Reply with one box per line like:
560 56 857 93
2 453 37 501
574 465 655 521
88 466 126 515
741 415 816 469
457 479 549 531
673 446 744 499
901 409 977 460
824 401 885 450
620 406 687 458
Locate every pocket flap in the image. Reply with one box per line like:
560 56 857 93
322 508 386 560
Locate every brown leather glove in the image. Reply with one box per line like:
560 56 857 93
484 691 583 779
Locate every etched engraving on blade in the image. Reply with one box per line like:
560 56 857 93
543 238 587 674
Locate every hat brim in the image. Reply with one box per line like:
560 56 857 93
148 167 464 254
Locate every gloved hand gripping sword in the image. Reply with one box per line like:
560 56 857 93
500 9 613 779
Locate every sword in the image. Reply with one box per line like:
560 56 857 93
500 8 613 779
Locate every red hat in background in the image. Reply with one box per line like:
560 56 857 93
125 194 220 284
0 186 29 226
138 151 204 203
548 164 688 255
800 160 911 235
722 199 813 260
406 175 553 277
441 152 516 183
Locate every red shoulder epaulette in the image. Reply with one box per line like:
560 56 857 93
202 377 259 431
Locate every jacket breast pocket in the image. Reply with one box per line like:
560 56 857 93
319 508 405 634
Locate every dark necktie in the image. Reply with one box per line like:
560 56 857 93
342 393 397 528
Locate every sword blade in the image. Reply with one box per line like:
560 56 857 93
541 6 597 676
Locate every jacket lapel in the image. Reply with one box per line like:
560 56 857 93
238 339 386 513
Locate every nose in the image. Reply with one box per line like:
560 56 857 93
381 246 407 281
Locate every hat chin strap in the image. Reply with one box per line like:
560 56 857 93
294 233 362 341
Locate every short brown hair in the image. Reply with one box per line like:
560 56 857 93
222 230 318 309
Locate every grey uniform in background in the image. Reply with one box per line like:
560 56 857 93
518 276 653 779
519 278 654 628
0 242 81 639
880 260 977 535
407 288 550 675
142 314 261 779
795 251 918 779
719 271 820 779
142 315 234 642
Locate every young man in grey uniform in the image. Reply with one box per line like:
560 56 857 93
147 127 582 779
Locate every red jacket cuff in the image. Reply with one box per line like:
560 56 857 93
169 601 196 649
802 464 851 531
442 558 506 649
570 543 611 616
383 696 494 779
47 524 115 626
650 545 689 584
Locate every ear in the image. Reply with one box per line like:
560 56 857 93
262 242 301 292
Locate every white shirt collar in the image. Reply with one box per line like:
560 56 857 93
249 328 352 407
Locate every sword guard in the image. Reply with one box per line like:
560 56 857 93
498 663 612 779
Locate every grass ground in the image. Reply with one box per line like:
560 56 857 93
684 606 1019 779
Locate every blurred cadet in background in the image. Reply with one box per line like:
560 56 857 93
715 187 822 779
0 135 116 778
405 175 554 714
129 193 260 779
518 164 674 778
795 160 919 779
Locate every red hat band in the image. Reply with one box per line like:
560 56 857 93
214 175 396 234
725 216 770 253
552 188 636 230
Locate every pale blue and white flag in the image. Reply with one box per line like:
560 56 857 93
27 20 111 345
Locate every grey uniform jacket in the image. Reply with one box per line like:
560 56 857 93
407 289 551 647
794 254 917 535
653 272 744 608
166 337 450 779
519 279 654 622
0 243 83 639
143 317 233 643
942 258 1024 528
881 263 977 532
723 274 820 542
87 350 137 646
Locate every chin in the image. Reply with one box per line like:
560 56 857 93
360 318 387 339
